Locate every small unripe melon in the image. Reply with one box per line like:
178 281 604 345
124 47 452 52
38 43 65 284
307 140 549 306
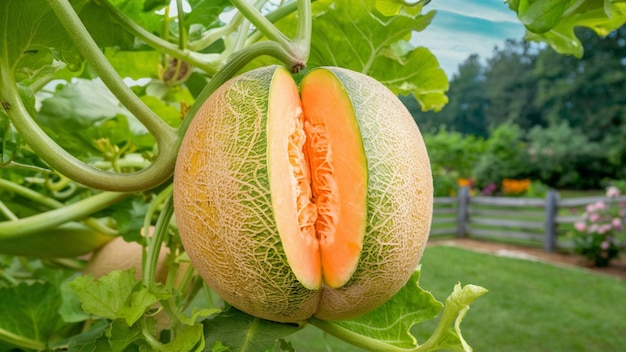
83 236 170 283
174 66 433 322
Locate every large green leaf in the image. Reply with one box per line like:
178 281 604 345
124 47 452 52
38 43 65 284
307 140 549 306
306 0 448 111
36 78 154 156
203 306 303 352
69 269 169 326
332 270 442 348
0 0 135 80
105 48 161 80
311 269 487 351
186 0 233 34
507 0 626 57
0 282 73 350
0 0 80 75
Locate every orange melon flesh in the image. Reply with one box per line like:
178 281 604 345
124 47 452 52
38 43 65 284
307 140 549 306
301 69 368 288
268 68 368 290
268 69 322 289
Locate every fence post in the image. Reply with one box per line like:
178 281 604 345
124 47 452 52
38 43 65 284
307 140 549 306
457 186 470 238
544 189 559 252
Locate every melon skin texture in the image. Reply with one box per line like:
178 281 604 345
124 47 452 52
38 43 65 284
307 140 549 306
173 65 433 323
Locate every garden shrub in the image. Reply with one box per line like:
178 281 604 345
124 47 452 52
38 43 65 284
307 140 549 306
571 186 626 267
471 123 528 189
525 122 611 189
425 122 625 192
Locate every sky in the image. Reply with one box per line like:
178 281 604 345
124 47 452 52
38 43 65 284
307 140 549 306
412 0 527 77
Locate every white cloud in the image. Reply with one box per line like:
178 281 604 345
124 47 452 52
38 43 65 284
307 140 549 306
412 1 526 76
426 0 520 24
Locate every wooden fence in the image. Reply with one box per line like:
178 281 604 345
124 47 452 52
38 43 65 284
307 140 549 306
430 187 626 252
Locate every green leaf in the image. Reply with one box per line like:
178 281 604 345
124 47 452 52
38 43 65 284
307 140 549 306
311 270 487 351
118 287 161 326
105 48 161 80
210 341 230 352
375 0 429 16
107 318 143 352
59 277 92 323
305 0 448 111
37 79 135 130
74 0 135 50
1 112 22 165
276 338 296 352
185 0 232 33
203 306 303 352
507 0 626 57
50 319 110 352
0 282 72 350
140 95 183 128
519 0 568 34
108 196 151 243
375 0 405 16
35 79 154 156
178 307 222 326
332 270 442 348
0 222 115 258
163 323 205 351
0 0 79 73
69 269 154 325
0 0 135 80
420 283 488 352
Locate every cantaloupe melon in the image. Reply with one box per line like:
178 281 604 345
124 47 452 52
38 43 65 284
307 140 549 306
83 235 170 283
173 65 433 323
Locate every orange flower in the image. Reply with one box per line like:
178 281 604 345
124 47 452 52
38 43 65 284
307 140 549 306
457 178 473 188
502 178 531 195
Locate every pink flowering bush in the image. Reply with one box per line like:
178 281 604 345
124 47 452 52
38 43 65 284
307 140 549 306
571 186 626 267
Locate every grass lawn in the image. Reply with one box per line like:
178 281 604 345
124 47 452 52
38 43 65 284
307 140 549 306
288 245 626 351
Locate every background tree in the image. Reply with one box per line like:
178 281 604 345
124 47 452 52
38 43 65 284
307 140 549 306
483 39 543 129
407 54 488 136
533 26 626 142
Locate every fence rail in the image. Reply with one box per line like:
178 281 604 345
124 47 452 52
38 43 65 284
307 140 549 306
431 187 626 252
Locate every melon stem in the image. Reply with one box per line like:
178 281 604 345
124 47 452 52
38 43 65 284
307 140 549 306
230 0 292 51
143 186 174 291
310 318 407 352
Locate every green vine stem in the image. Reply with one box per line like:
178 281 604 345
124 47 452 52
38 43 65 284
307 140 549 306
188 12 245 52
231 0 311 61
92 156 151 170
0 178 62 209
47 0 176 146
294 0 313 60
140 316 166 350
142 185 174 290
0 191 129 239
0 327 46 352
0 161 53 174
95 0 220 75
175 0 188 51
310 319 407 352
0 178 118 236
230 0 292 49
0 200 18 221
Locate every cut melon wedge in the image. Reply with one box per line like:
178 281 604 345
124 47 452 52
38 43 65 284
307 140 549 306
268 68 367 290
